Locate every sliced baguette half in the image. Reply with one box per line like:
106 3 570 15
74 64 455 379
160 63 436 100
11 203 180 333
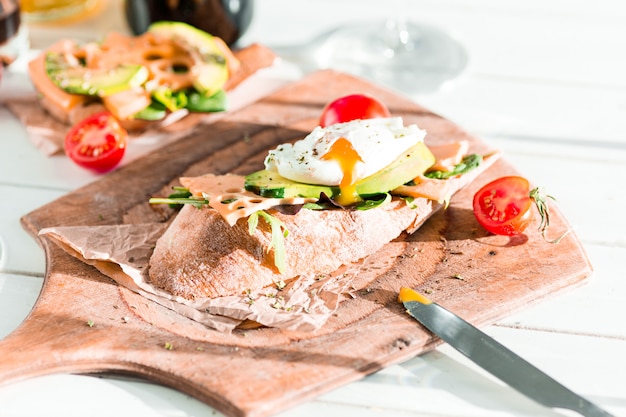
148 152 499 300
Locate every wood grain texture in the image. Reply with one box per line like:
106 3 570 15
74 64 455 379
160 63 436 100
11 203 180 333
1 70 592 417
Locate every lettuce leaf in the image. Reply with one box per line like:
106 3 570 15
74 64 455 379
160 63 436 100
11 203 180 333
248 210 289 274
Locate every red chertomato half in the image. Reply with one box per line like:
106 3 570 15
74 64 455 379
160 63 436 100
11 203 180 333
319 94 391 127
472 176 534 236
65 112 128 173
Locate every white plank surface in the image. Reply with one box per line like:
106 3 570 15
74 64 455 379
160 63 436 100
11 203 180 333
1 0 625 416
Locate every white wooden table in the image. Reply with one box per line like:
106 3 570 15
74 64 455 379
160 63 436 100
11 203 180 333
1 1 625 416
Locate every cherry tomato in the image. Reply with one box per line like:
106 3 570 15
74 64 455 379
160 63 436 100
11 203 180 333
65 112 127 173
472 176 534 236
319 94 391 127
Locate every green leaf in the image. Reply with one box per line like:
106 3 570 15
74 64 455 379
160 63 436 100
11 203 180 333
355 193 391 210
168 187 192 199
149 197 208 208
425 154 483 179
248 210 260 235
248 211 289 274
402 195 418 209
153 88 188 112
186 89 227 112
149 188 208 208
302 202 326 210
133 101 167 120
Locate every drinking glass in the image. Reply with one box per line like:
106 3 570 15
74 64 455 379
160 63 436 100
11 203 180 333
317 18 468 94
125 0 254 46
275 7 467 95
0 0 28 66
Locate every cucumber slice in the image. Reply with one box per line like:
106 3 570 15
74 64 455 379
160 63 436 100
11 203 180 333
245 170 338 199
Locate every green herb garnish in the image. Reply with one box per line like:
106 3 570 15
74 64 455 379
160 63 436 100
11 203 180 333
153 87 188 112
248 210 289 274
133 101 168 121
425 153 483 179
402 196 418 209
134 89 227 120
149 187 208 208
186 89 227 113
355 193 391 211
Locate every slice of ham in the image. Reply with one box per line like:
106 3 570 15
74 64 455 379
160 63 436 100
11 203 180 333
427 140 469 172
393 151 501 203
180 174 318 226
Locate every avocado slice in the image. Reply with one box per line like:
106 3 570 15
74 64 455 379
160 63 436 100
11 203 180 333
355 141 435 198
245 141 436 204
148 21 228 96
45 52 149 97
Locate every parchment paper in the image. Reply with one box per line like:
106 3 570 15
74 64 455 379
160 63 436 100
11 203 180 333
40 223 362 333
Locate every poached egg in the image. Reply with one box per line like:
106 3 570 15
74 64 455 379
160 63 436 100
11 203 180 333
264 117 427 204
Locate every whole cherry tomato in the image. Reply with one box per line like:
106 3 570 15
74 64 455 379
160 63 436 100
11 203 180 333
64 112 128 173
319 94 391 127
472 176 535 236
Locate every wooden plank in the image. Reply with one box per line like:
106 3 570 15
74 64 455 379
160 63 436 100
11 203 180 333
0 70 591 417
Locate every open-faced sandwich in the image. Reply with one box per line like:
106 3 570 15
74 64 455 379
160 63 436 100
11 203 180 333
27 21 275 131
148 94 500 301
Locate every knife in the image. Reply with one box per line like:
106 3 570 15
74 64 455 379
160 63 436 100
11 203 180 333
398 287 615 417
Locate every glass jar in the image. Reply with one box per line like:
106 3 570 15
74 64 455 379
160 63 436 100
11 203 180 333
125 0 254 46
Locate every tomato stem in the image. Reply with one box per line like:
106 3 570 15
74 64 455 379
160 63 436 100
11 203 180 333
529 187 572 244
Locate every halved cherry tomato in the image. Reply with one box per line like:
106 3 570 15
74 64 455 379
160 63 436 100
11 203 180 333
64 112 127 173
472 176 534 236
319 94 391 127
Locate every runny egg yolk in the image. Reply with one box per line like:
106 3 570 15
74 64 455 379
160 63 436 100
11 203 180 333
321 137 364 206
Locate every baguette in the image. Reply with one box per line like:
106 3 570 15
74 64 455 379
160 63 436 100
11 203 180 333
148 152 499 300
149 197 430 300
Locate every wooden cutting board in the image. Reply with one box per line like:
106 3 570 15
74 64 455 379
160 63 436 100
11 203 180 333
1 70 591 417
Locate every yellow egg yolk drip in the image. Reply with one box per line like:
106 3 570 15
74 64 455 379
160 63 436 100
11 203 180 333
398 287 433 305
321 137 364 206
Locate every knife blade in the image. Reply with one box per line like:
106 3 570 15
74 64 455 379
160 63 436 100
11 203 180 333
398 287 614 417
